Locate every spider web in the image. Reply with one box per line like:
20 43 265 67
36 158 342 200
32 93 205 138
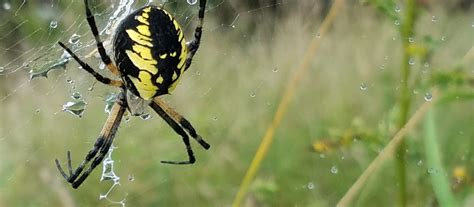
1 0 474 206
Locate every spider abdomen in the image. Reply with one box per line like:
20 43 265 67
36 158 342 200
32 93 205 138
114 6 187 100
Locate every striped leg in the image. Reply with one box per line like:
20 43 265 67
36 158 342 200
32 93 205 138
84 0 120 76
149 97 210 165
153 97 210 149
149 100 196 164
58 42 122 87
55 90 127 188
184 0 207 70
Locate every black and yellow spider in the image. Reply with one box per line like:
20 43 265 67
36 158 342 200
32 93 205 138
55 0 210 189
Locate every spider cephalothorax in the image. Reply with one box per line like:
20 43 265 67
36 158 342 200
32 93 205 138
55 0 209 189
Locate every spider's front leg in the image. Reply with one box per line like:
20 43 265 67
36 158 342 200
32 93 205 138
55 90 127 188
184 0 207 71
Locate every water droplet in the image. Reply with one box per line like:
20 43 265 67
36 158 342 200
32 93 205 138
330 166 338 174
71 92 82 100
66 78 74 84
423 62 430 68
62 100 87 118
212 116 218 121
3 2 11 10
0 67 4 73
104 93 117 114
140 114 152 120
408 37 415 43
441 36 446 41
272 68 279 72
61 50 71 59
307 182 315 190
69 34 81 44
431 16 437 22
125 116 131 122
187 0 197 5
394 20 400 26
412 89 419 95
316 33 321 38
231 24 236 28
319 154 326 159
249 92 256 98
128 174 135 181
417 160 423 166
35 109 41 113
360 83 367 91
99 62 106 70
394 5 401 13
424 92 432 102
50 20 58 28
392 37 397 41
427 167 438 174
88 86 94 91
379 64 385 70
408 58 415 65
195 70 201 76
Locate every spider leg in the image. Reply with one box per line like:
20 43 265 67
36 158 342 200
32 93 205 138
58 42 122 87
184 0 207 70
71 124 119 188
84 0 120 76
149 99 203 165
153 97 210 149
55 134 106 182
55 91 127 188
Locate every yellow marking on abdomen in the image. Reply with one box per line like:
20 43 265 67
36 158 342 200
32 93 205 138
156 75 164 84
177 37 187 70
126 50 158 74
137 16 149 25
132 44 153 60
137 25 151 36
178 30 183 42
128 74 158 100
143 7 151 13
126 29 153 47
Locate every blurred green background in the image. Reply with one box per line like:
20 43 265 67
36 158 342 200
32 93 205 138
0 0 473 206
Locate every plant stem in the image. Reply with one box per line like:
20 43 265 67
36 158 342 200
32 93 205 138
423 108 458 207
396 0 418 206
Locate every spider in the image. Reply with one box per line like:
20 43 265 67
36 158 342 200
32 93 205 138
55 0 210 189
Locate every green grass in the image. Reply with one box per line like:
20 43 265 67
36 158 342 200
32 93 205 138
1 2 474 206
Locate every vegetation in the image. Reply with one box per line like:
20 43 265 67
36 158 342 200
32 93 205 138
0 0 473 206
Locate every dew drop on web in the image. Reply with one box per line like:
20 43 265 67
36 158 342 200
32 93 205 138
68 33 81 44
187 0 197 5
50 20 58 28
